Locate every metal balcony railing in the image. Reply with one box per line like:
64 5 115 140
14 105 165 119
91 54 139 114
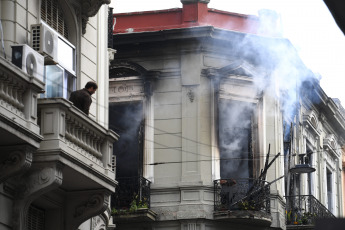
112 176 151 211
214 178 270 213
285 195 336 225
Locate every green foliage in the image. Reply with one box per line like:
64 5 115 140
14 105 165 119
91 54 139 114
238 199 256 210
112 193 149 215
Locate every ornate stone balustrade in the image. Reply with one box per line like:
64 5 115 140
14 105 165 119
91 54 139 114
37 98 119 177
0 57 44 147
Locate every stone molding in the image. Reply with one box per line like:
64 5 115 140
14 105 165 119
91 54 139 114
78 0 111 34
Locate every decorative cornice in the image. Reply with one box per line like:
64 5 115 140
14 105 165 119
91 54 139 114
79 0 111 34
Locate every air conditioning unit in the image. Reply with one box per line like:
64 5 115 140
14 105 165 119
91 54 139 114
31 23 58 62
11 44 44 82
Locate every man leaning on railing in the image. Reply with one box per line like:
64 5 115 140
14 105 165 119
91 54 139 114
69 81 97 115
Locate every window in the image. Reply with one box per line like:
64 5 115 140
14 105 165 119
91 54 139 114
326 169 333 211
26 205 45 230
44 64 75 98
109 102 144 179
40 0 76 99
218 100 256 179
41 0 68 39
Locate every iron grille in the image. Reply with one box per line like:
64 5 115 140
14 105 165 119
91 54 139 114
27 205 45 230
112 176 151 210
214 178 270 213
285 195 335 225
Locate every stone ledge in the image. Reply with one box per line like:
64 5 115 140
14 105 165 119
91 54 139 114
214 210 272 227
112 209 157 223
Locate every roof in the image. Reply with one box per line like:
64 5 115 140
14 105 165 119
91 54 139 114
113 2 281 37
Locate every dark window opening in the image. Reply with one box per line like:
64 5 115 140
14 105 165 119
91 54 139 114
27 205 45 230
109 102 144 179
327 169 332 211
110 102 149 210
218 100 255 179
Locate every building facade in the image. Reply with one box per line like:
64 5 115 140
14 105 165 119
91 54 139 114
109 0 345 230
0 0 117 229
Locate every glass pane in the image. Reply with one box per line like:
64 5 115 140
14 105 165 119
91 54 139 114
45 65 64 98
64 70 76 99
57 38 75 73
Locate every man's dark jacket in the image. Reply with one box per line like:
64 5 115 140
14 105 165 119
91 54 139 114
69 88 92 115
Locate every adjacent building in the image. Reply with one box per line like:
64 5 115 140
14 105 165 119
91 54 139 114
0 0 117 229
110 0 345 229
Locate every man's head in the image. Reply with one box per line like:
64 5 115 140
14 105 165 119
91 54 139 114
85 81 98 95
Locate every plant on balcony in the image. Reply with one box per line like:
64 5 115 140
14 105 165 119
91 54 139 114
111 194 149 216
238 199 256 210
301 212 316 225
286 210 292 224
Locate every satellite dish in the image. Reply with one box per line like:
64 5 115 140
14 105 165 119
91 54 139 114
26 52 37 76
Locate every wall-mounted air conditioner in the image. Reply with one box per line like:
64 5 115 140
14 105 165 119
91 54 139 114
11 44 44 82
31 23 58 62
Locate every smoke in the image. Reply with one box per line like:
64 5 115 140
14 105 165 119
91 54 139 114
109 103 144 178
212 8 319 179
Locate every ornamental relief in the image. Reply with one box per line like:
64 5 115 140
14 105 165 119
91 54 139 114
109 81 145 102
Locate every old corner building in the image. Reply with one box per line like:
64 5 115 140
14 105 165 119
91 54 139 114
109 0 345 230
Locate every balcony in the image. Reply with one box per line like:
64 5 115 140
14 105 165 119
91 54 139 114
111 176 157 224
286 195 335 229
37 97 118 191
0 57 44 183
214 178 272 227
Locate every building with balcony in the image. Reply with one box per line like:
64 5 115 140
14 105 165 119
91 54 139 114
0 0 118 229
109 0 345 229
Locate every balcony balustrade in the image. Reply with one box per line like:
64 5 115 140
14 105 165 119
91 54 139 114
0 57 44 147
37 98 118 191
213 178 271 227
112 176 151 210
285 195 335 226
0 57 44 184
112 176 156 223
214 178 271 213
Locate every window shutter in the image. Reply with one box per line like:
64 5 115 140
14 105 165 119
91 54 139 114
41 0 69 38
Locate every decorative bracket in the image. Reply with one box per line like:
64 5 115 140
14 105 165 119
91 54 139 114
12 163 63 230
0 145 34 184
65 190 111 230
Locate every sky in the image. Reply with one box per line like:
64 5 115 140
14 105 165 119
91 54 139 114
110 0 345 106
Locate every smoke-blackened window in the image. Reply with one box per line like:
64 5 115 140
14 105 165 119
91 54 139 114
218 99 257 179
109 102 144 179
